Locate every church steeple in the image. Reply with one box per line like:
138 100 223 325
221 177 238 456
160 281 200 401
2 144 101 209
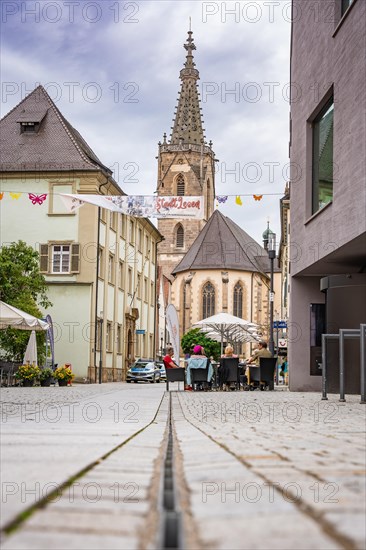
170 30 205 146
157 30 216 282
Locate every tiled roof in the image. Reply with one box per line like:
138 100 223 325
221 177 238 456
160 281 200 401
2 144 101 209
172 209 279 275
0 85 112 173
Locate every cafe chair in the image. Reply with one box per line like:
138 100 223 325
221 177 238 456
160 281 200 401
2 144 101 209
220 357 240 390
166 368 185 391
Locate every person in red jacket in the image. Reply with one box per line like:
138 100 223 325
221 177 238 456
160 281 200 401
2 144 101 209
163 346 192 391
163 346 179 369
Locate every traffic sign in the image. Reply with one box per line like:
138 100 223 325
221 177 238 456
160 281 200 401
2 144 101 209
273 321 287 329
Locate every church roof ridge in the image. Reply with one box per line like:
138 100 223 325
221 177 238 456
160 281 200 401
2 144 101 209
172 209 274 276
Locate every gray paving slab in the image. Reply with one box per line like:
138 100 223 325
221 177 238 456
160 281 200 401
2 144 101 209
175 391 366 550
1 387 365 550
1 388 168 550
0 384 165 529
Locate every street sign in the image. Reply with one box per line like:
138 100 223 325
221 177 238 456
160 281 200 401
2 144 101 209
273 321 287 329
269 292 275 302
136 329 146 335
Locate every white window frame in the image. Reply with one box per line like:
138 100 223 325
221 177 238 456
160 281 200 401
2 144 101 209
52 244 71 274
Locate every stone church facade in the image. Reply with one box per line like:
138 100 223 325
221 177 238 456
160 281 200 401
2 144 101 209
156 31 216 281
156 32 281 353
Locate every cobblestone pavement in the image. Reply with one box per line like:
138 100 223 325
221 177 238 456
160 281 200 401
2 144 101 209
0 386 365 550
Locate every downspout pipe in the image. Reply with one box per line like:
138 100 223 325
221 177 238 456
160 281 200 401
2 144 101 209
153 236 164 359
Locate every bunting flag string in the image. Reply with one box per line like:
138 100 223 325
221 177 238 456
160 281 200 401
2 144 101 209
28 193 47 205
0 190 285 210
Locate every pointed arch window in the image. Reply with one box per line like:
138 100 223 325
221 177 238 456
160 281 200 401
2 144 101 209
233 282 243 318
177 174 185 196
176 224 184 248
202 282 215 319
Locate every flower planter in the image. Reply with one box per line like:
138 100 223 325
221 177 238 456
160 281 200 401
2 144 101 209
22 379 34 387
58 379 68 386
40 378 52 387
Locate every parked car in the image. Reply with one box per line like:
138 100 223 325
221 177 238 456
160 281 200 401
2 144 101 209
126 359 161 383
156 361 166 381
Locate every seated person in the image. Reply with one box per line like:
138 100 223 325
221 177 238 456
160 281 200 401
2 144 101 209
186 345 213 390
164 346 191 391
245 340 272 385
163 346 180 369
219 344 238 390
246 340 272 366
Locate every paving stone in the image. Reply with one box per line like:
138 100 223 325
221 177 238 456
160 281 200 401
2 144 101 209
1 388 365 550
1 530 138 550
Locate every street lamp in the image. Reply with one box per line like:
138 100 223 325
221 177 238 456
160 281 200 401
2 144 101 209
99 311 103 384
263 223 276 356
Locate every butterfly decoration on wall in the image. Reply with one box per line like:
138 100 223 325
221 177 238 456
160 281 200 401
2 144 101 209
235 196 243 206
0 193 4 201
28 193 47 205
216 195 228 203
253 195 263 201
10 193 21 200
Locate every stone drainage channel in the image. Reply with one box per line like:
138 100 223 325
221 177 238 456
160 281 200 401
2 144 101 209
1 391 363 550
158 392 184 549
1 392 188 550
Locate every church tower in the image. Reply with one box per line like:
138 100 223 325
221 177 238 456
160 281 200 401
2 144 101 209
157 30 216 280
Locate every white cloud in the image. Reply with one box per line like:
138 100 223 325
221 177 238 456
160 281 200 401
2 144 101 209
1 0 291 245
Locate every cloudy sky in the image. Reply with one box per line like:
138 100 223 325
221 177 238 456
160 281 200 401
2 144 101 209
1 0 291 245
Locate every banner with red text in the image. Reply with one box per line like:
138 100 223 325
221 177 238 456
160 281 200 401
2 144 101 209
60 194 204 219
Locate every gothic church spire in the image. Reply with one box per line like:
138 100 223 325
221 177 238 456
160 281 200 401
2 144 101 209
170 31 205 145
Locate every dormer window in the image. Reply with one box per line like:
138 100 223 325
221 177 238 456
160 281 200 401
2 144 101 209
20 122 39 134
17 109 47 135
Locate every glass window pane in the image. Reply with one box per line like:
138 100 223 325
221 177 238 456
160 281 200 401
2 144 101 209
312 99 334 213
341 0 353 16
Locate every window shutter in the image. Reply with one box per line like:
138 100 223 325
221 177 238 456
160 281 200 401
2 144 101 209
71 243 80 273
39 244 49 273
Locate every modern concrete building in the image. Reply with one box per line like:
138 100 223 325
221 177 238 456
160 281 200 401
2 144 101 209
289 0 366 392
0 86 162 381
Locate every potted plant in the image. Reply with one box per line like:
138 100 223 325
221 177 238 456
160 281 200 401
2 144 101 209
39 367 54 387
53 365 75 386
15 364 41 387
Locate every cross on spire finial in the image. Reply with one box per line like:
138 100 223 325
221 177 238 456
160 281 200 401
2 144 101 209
184 32 196 56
